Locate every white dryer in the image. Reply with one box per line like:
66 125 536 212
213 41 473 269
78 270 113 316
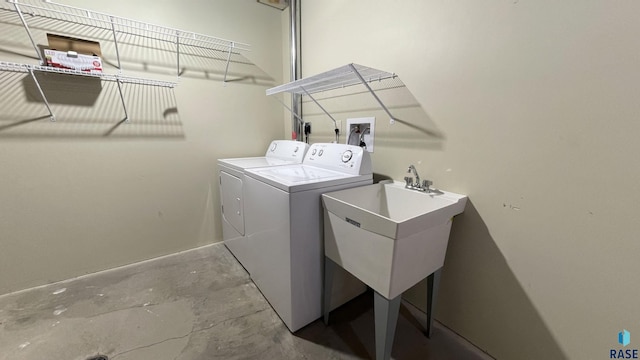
243 143 372 332
218 140 309 274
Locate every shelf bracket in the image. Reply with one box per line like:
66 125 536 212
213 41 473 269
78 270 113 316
110 16 122 73
300 86 338 129
223 42 235 84
348 63 398 124
10 1 44 65
28 68 56 122
301 86 340 142
115 78 130 123
176 31 181 78
273 96 304 127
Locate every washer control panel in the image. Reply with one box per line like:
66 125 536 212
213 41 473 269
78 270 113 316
303 143 372 175
265 140 310 162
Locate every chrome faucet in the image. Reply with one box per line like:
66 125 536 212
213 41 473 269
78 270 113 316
404 164 434 193
407 165 420 186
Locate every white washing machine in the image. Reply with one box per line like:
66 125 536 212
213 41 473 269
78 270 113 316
243 143 372 332
218 140 309 274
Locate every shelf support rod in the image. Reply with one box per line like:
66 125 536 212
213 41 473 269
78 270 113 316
175 31 180 78
223 42 235 84
115 78 130 123
11 1 44 65
273 96 304 126
300 86 338 129
349 63 398 123
109 16 122 73
28 68 55 122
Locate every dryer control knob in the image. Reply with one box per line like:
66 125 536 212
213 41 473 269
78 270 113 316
311 149 317 155
270 143 277 152
342 150 353 163
318 150 324 156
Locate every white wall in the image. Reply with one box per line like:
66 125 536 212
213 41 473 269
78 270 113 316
299 1 640 359
0 0 284 295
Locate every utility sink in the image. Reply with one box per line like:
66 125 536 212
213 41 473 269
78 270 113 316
322 181 467 299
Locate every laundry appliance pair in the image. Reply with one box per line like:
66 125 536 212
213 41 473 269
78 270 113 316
218 140 371 331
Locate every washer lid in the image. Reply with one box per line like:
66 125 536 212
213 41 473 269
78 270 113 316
218 156 296 172
246 164 372 193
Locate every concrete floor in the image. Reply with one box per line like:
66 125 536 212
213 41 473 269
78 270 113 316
0 243 493 360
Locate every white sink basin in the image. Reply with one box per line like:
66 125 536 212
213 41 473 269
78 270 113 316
322 181 467 299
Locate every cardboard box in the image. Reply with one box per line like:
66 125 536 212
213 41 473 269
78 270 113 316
44 34 103 74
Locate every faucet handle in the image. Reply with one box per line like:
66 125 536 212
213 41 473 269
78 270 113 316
404 176 413 188
422 179 433 191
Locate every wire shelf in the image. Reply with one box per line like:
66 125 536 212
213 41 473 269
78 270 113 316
266 63 396 96
267 63 401 125
2 0 252 82
0 61 176 87
0 0 252 128
5 0 250 53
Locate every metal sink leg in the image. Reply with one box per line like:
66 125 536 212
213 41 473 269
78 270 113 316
323 257 337 325
426 268 442 338
374 291 401 360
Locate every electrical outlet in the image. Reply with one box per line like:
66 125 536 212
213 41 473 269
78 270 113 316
346 117 375 152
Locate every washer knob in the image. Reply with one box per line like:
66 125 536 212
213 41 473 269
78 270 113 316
342 150 353 163
270 143 277 152
311 149 317 155
318 150 324 156
294 146 299 153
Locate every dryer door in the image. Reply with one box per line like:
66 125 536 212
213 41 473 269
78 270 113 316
220 171 244 235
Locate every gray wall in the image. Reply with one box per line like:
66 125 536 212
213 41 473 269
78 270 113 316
0 0 284 294
298 1 640 359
